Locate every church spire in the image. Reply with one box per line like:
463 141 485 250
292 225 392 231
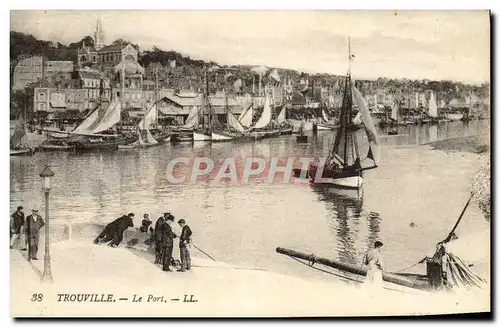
94 17 105 50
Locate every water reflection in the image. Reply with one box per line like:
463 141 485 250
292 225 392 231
311 186 381 265
10 120 489 272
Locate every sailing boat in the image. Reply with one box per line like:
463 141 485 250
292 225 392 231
212 91 239 142
307 38 378 189
316 107 338 131
10 119 34 156
247 89 281 139
428 91 440 124
119 101 166 149
193 70 213 142
388 100 401 135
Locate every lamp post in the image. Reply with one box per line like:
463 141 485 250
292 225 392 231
39 165 54 283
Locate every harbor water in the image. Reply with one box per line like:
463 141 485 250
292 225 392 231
10 120 490 281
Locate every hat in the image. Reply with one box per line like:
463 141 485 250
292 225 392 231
164 212 171 216
178 219 186 224
32 209 39 212
128 213 135 217
17 206 23 210
374 241 384 248
167 215 175 221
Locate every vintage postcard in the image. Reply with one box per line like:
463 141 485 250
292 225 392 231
9 10 490 317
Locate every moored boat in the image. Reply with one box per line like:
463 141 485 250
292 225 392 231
10 148 33 156
307 37 378 189
211 130 234 142
193 131 212 142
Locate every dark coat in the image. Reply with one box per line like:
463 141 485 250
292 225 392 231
154 217 165 241
26 214 45 241
104 216 133 237
160 222 176 247
11 211 25 234
179 225 192 247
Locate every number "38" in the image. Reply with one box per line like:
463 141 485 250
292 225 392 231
31 293 43 302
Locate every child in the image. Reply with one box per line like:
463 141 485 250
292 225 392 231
140 214 152 233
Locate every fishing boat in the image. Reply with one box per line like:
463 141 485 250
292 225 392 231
39 141 74 152
445 110 464 121
46 98 127 151
307 38 378 189
247 90 282 139
10 111 35 156
276 194 487 293
428 91 440 124
316 108 338 130
119 100 165 149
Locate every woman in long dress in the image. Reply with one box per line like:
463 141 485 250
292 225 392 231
363 241 384 288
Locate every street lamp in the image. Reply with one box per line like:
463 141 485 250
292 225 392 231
39 165 54 283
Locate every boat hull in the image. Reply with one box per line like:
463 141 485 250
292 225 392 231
311 175 363 189
193 131 212 142
39 144 74 151
10 148 33 156
211 131 234 142
316 123 337 131
445 113 464 121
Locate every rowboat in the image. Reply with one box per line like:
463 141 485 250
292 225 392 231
10 148 33 156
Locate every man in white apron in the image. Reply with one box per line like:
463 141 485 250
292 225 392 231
363 241 384 288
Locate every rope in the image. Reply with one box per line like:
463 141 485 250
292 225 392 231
395 260 423 273
287 256 421 294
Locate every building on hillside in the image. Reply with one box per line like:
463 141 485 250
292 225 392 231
12 57 75 91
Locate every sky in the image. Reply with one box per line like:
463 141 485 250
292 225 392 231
10 10 490 84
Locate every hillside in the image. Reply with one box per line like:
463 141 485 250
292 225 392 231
10 31 490 102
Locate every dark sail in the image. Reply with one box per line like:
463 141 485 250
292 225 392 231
331 75 354 166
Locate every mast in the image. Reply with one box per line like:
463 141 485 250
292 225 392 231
155 68 159 126
121 51 125 110
205 68 211 131
225 88 229 130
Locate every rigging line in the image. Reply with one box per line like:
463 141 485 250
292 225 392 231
395 261 423 273
288 256 419 295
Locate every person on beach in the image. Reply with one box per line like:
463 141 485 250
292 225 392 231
153 214 167 264
26 209 45 260
363 241 384 288
10 206 26 250
140 214 152 233
177 219 192 272
94 215 127 244
109 213 135 247
161 214 177 272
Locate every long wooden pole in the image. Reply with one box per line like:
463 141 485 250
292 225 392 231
276 247 429 290
444 193 474 242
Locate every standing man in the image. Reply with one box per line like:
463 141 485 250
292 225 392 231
177 219 192 272
25 209 45 261
363 241 384 288
161 214 177 272
153 214 167 264
10 206 26 250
